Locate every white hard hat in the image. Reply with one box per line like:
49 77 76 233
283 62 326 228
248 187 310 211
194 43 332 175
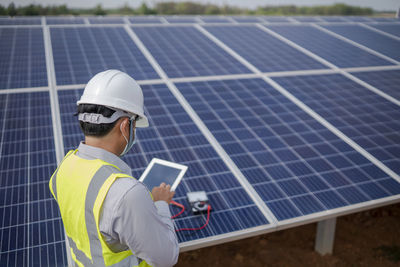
77 70 149 127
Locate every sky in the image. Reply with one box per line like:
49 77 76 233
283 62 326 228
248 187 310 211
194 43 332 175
2 0 399 12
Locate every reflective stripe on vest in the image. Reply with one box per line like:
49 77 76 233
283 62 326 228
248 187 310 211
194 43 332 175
50 150 152 267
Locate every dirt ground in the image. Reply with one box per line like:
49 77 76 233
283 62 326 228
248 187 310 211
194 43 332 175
176 203 400 267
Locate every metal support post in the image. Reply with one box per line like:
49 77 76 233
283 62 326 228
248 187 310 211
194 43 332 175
315 218 336 255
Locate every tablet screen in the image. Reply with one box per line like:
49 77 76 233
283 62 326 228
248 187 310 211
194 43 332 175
139 158 187 191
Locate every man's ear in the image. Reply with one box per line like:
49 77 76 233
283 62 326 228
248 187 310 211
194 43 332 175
122 117 130 131
116 117 128 135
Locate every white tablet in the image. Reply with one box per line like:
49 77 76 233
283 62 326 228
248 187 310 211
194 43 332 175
139 158 188 191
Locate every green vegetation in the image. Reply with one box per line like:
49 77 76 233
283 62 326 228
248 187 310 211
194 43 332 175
0 2 378 16
255 4 374 16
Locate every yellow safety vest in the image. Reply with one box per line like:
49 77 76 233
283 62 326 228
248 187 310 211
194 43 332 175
49 149 151 267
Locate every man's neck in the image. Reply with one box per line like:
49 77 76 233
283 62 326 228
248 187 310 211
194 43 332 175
84 136 121 156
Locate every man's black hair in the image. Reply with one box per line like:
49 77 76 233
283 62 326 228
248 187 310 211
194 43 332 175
77 104 119 137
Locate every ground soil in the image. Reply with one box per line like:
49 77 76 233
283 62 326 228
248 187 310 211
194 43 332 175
176 203 400 267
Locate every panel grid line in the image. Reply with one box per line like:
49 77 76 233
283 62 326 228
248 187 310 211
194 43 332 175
42 25 72 266
4 63 398 95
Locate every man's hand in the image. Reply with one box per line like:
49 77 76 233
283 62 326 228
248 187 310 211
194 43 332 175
152 183 175 204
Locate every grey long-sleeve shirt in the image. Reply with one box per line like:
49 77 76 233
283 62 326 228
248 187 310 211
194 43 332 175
76 142 179 267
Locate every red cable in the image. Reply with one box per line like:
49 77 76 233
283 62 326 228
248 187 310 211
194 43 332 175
170 200 185 219
174 204 211 232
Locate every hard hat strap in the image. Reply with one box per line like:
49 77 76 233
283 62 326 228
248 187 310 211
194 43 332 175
78 109 131 124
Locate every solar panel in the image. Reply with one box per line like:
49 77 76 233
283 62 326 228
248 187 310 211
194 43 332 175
322 24 400 61
351 69 400 101
88 17 124 24
319 16 348 22
50 26 159 85
292 16 322 22
267 25 394 67
128 17 163 24
0 92 67 267
345 16 373 22
45 17 85 25
200 17 231 23
369 17 399 22
367 23 400 38
175 78 400 220
57 85 269 243
0 17 41 25
132 26 251 78
263 16 291 23
231 17 263 23
204 25 327 72
272 74 400 174
0 27 48 89
165 17 198 24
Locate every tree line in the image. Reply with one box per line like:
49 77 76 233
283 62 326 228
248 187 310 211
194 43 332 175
0 2 376 17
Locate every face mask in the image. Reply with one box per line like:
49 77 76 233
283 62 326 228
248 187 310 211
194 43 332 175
120 119 136 157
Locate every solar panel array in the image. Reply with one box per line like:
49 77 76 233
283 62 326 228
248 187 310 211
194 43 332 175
0 15 399 267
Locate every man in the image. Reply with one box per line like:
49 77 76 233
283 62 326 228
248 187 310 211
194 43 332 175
49 70 179 267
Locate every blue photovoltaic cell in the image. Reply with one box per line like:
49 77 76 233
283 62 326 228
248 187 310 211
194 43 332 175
263 17 291 23
46 17 85 25
200 17 231 23
176 78 400 221
345 16 373 22
367 23 400 38
204 25 327 72
231 17 263 23
133 26 251 78
292 17 322 22
319 16 348 22
0 17 41 25
129 17 163 24
50 27 159 85
88 17 124 24
273 74 400 175
351 70 400 100
57 84 268 243
368 17 399 22
322 24 400 61
0 28 47 89
165 17 198 23
267 25 393 68
0 92 67 267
